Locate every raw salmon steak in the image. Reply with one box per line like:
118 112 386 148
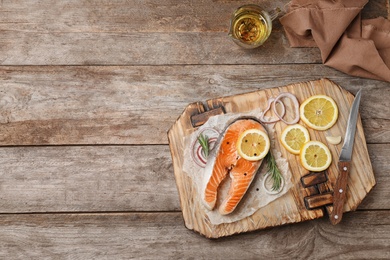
202 118 267 215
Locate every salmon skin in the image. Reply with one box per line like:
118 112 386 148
202 117 267 215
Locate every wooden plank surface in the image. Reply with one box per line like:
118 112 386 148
0 65 388 145
0 0 310 65
0 0 389 257
0 212 389 259
0 0 387 65
0 145 177 213
0 143 387 213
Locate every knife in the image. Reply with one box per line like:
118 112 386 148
330 88 362 225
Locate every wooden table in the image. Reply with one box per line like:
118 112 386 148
0 0 389 258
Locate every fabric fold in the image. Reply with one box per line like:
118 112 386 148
279 0 390 82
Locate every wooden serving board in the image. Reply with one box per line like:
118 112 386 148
168 79 375 238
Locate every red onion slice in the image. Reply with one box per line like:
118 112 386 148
191 130 219 168
259 98 286 124
273 92 300 125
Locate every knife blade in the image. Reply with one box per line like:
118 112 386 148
330 88 362 225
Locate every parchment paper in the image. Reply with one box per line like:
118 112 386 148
182 109 293 225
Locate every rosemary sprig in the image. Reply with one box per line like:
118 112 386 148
265 151 283 191
197 134 210 157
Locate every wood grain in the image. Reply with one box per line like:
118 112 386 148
169 79 376 237
0 145 177 213
0 0 388 256
0 0 387 65
0 0 315 66
330 161 351 225
0 144 387 214
0 65 388 145
0 211 389 259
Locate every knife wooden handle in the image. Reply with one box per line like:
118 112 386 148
330 161 351 225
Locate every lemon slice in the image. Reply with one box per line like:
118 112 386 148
299 95 339 131
280 124 310 155
300 141 332 172
237 129 270 161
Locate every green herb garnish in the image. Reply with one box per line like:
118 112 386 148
198 134 210 157
266 151 283 191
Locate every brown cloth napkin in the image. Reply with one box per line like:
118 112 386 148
279 0 390 82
